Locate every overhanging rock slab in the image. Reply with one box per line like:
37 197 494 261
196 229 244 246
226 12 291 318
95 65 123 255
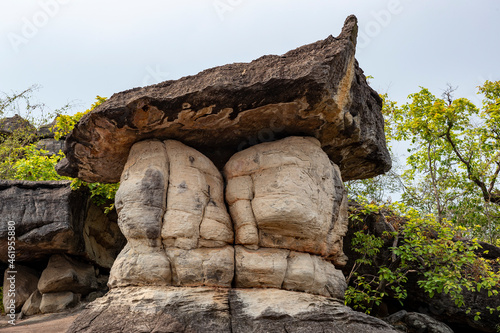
56 15 391 183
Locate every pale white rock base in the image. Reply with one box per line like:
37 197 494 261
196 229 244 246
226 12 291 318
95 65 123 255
67 286 399 333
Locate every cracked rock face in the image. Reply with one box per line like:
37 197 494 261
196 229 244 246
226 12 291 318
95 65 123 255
108 138 346 298
109 139 234 288
56 15 391 183
224 136 348 266
67 287 399 333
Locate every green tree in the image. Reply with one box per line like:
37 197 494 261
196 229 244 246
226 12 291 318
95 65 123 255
346 201 500 322
0 87 117 211
385 81 500 243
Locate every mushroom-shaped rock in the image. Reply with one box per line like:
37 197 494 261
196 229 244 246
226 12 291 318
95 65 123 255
56 15 391 183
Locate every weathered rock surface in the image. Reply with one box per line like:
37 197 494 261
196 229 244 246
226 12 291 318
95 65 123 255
35 138 65 156
38 254 98 295
2 265 39 312
385 310 454 333
109 139 233 288
39 291 80 314
0 180 89 262
0 114 36 136
21 289 43 316
56 15 390 183
67 287 399 333
235 246 346 298
225 136 348 266
36 117 58 139
83 203 125 269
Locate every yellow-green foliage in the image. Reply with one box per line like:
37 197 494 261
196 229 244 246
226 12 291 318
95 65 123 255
0 92 117 210
54 96 106 140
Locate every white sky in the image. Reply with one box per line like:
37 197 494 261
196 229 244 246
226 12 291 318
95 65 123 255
1 0 499 119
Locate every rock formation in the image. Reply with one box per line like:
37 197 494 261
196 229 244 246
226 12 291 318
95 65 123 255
0 180 124 316
59 15 398 333
0 180 124 266
68 287 399 333
0 114 36 137
224 136 348 266
0 180 88 262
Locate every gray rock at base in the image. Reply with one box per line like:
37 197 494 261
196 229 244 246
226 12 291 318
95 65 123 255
0 180 124 268
0 180 89 262
2 265 39 312
21 289 43 316
36 117 58 139
39 291 80 314
0 114 36 136
67 286 400 333
56 15 391 183
385 311 454 333
35 138 64 156
38 254 98 295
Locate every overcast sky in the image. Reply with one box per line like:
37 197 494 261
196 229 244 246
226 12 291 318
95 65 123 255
1 0 499 120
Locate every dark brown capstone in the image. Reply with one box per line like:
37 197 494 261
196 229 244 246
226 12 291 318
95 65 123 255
56 15 391 183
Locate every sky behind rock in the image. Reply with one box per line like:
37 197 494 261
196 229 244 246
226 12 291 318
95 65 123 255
1 0 499 121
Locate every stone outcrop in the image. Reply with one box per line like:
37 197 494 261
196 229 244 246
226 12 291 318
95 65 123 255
0 114 36 136
82 203 125 269
39 292 80 314
224 136 348 266
33 254 98 314
0 180 88 262
384 310 454 333
36 138 64 156
56 15 391 183
107 138 347 299
38 254 98 295
21 290 43 316
67 287 399 333
0 180 124 267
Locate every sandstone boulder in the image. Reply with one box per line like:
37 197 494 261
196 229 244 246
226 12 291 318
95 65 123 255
39 291 80 314
2 265 39 312
384 311 454 333
225 136 348 266
21 290 43 316
38 254 98 295
109 139 233 288
235 246 346 298
56 15 390 183
0 180 88 262
0 114 35 136
67 286 400 333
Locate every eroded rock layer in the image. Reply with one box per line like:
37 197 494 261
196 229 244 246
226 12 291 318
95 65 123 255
56 15 391 183
108 138 347 299
67 287 399 333
224 136 348 266
109 139 233 288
